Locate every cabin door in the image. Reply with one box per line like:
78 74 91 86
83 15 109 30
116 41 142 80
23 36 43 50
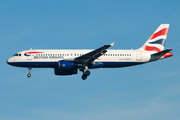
136 51 142 61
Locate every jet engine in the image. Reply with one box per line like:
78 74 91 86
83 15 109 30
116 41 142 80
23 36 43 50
54 68 77 75
58 60 82 69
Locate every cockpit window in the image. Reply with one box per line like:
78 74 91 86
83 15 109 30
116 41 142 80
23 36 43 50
13 53 21 56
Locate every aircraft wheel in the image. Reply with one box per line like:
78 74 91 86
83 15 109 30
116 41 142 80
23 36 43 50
27 74 31 78
85 70 90 76
82 74 87 80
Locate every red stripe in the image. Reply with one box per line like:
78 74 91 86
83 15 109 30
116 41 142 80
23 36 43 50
150 28 168 40
25 52 44 54
143 45 161 52
163 52 173 58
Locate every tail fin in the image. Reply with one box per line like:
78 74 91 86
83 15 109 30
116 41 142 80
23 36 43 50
139 24 169 52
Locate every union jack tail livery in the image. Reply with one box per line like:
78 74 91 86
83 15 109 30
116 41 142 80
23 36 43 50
140 24 169 52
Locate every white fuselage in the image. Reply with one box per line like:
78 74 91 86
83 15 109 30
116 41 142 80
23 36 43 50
6 24 173 79
7 49 153 69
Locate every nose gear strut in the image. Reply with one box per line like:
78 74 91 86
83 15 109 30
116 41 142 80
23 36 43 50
27 68 31 78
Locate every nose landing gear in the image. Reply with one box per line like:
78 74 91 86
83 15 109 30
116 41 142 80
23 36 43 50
27 68 31 78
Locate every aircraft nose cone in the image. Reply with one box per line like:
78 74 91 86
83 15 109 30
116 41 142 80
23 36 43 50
7 58 11 65
7 57 14 66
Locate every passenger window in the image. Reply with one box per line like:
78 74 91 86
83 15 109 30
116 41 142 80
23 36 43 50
19 54 21 56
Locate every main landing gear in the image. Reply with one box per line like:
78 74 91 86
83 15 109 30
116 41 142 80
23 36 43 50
80 66 91 80
27 68 31 78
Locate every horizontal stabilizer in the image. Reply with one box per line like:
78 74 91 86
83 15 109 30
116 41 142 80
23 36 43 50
150 49 173 62
151 49 172 56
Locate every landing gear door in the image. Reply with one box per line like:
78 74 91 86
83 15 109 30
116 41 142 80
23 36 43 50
136 51 142 61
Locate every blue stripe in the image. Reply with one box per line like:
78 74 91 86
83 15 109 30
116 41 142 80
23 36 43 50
101 62 143 68
149 39 165 45
8 62 58 68
24 54 30 56
8 61 144 68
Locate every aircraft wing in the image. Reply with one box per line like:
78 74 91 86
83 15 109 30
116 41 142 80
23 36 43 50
74 42 114 63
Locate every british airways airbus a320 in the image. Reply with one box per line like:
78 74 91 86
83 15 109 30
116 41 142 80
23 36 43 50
7 24 173 80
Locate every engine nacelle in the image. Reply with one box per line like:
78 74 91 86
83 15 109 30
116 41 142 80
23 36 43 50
58 60 81 69
54 68 77 75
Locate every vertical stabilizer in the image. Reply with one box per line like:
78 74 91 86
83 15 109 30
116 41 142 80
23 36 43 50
139 24 169 52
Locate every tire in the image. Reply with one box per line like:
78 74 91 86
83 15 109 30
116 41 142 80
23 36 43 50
27 74 31 78
82 74 87 80
85 71 90 76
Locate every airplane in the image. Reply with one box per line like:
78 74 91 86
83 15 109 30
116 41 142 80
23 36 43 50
7 24 173 80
